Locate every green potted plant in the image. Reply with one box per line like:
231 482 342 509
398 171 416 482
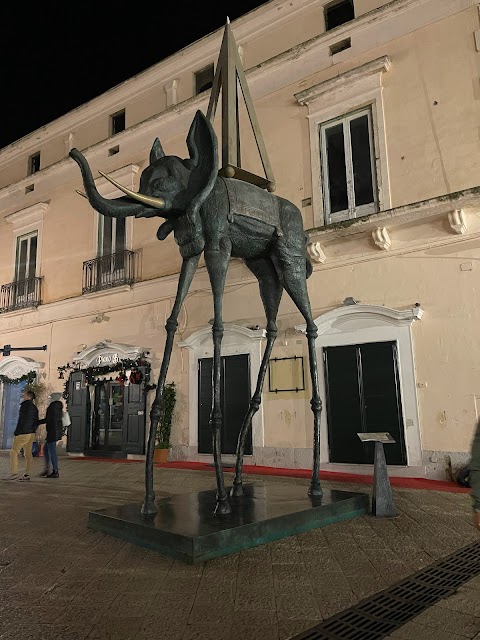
154 382 176 463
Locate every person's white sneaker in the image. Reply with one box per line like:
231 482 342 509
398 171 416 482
18 474 31 482
4 474 19 481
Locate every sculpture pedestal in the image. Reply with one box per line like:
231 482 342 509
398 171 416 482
88 483 368 564
372 441 397 517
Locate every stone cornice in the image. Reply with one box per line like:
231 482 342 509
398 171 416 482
178 325 266 351
294 56 392 106
306 186 480 241
5 201 49 229
73 342 148 367
305 186 480 268
296 304 423 335
0 355 43 376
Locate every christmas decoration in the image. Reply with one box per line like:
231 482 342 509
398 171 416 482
0 370 36 386
57 354 155 400
129 368 143 385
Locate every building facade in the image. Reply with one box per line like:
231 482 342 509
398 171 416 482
0 0 479 478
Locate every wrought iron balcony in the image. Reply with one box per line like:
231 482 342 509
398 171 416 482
0 277 43 313
82 250 136 294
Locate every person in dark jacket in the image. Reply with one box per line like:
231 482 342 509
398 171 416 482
7 389 39 481
37 393 63 478
469 419 480 531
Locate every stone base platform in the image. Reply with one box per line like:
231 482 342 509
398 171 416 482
88 483 368 564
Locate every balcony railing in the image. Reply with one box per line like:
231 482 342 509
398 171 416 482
0 277 43 313
82 250 135 294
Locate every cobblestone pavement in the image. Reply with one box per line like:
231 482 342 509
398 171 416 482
0 453 479 640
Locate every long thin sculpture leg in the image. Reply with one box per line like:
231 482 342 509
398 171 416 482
205 246 231 515
232 258 283 496
272 251 323 497
142 255 200 516
305 322 322 496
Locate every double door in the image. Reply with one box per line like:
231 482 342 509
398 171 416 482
198 354 252 455
66 371 146 456
324 341 407 465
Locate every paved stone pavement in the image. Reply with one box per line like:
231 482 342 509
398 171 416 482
0 452 479 640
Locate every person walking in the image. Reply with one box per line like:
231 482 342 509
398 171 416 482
7 389 39 481
37 393 63 478
470 418 480 531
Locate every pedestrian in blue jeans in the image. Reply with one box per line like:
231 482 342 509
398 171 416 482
37 393 63 478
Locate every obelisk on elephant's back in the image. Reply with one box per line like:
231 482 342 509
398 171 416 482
206 18 276 193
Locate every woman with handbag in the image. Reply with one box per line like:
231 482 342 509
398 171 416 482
37 392 65 478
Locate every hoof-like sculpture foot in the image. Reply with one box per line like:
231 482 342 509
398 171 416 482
230 483 244 497
308 484 323 497
215 499 232 515
141 501 158 517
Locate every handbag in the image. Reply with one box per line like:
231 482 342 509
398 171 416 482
62 410 71 428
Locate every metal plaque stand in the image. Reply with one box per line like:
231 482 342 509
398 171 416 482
358 432 397 518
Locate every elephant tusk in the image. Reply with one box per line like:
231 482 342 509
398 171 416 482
76 190 88 199
98 170 166 209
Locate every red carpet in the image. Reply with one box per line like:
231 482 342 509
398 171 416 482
69 457 470 493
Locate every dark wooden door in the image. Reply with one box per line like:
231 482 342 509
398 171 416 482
123 367 146 455
198 354 251 455
67 371 90 453
324 341 406 465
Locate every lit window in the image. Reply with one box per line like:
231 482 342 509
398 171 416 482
325 0 354 31
320 108 377 224
14 231 38 303
98 215 127 280
110 110 126 136
195 64 214 95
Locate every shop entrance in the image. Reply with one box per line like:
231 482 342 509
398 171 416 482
67 369 147 457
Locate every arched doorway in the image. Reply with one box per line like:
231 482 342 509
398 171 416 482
179 325 265 462
0 357 41 449
66 342 149 458
297 304 423 474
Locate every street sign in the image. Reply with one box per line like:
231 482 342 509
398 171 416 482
2 345 47 357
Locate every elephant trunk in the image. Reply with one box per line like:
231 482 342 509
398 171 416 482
69 148 155 219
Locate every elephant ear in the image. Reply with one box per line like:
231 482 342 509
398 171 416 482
184 111 218 229
150 138 165 165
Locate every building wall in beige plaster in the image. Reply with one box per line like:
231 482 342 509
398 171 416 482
127 86 166 128
1 221 479 464
0 0 479 476
356 0 391 17
243 5 327 69
0 158 29 190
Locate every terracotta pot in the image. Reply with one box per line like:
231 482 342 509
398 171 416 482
154 448 169 463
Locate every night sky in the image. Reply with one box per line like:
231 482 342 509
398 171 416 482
0 2 269 151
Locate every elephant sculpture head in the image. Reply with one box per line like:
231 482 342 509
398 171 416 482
69 111 218 248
